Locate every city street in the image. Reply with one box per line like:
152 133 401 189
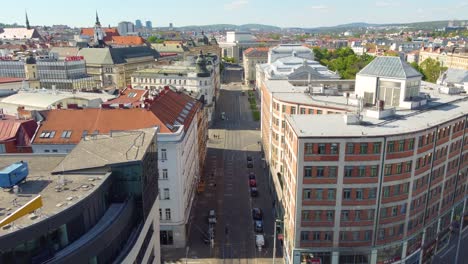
162 83 280 264
432 227 468 264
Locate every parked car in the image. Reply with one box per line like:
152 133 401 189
248 172 256 180
254 220 263 232
252 208 263 220
256 234 265 250
247 155 253 161
208 209 217 224
247 160 254 168
250 187 258 197
249 179 257 187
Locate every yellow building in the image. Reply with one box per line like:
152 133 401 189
419 47 468 70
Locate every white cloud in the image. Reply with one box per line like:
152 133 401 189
375 1 400 7
416 8 424 13
458 2 468 7
310 5 328 10
224 0 249 10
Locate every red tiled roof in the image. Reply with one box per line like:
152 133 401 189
159 52 179 57
244 47 269 57
0 119 37 147
80 28 120 42
102 87 148 107
150 88 201 133
0 77 23 84
109 36 146 45
33 89 201 145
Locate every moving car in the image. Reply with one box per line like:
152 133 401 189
248 172 255 180
247 156 253 161
249 179 257 187
247 160 254 168
256 234 265 250
252 208 263 220
208 209 217 224
250 187 258 197
254 220 263 232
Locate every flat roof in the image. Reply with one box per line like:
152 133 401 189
0 90 116 109
286 91 468 138
0 155 109 236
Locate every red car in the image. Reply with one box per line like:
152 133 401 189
249 179 257 187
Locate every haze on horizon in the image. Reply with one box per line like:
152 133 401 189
2 0 468 28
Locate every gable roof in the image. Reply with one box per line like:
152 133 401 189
0 28 42 40
244 47 269 57
102 87 148 107
109 36 146 46
77 46 159 65
358 56 422 79
149 88 201 132
0 118 37 147
441 68 468 84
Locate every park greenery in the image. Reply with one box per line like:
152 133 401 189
147 36 164 43
410 58 447 83
312 47 375 79
222 57 236 63
248 90 260 121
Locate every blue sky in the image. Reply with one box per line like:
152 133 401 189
4 0 468 28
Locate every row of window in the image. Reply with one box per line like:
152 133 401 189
304 166 337 178
159 208 171 220
344 165 379 177
387 139 414 153
272 102 324 115
304 188 335 201
378 224 405 240
382 182 410 198
380 204 406 218
384 161 412 176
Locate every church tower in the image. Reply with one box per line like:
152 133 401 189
93 11 106 47
25 11 31 30
24 54 40 89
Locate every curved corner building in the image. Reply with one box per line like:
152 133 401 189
259 55 468 264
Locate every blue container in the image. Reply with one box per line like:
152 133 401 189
0 161 29 188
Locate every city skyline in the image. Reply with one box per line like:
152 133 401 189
2 0 467 28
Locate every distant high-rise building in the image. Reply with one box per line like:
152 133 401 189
135 19 142 29
169 23 173 30
145 20 152 30
118 21 135 36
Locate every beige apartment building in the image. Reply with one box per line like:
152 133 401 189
243 47 268 85
419 47 468 70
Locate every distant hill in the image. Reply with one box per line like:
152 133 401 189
174 24 281 32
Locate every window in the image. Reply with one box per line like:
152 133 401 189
387 142 395 153
368 209 375 220
291 107 296 114
384 164 392 175
0 144 5 153
159 208 162 220
342 210 349 221
371 165 378 177
317 110 323 114
353 231 359 241
282 105 286 112
379 229 385 240
304 189 311 199
360 143 368 154
160 230 174 245
308 109 314 114
343 189 351 200
329 166 337 177
369 188 377 199
405 161 412 172
347 143 355 154
327 210 334 221
304 166 312 177
39 130 56 138
359 166 366 177
164 188 170 200
396 163 402 174
365 231 372 241
314 210 322 221
162 169 168 179
327 189 335 200
345 166 353 177
301 231 309 241
381 208 387 218
330 143 338 154
316 189 323 200
348 209 359 223
340 231 346 241
324 232 332 241
383 186 390 197
300 108 306 114
316 167 324 177
305 143 313 154
165 208 171 220
408 139 414 150
60 130 72 138
82 130 88 138
392 206 398 216
161 149 167 160
398 140 405 151
373 142 381 154
313 232 320 241
302 211 310 221
317 144 326 154
356 189 363 200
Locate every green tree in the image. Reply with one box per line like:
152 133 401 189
409 62 426 80
419 58 447 83
147 36 158 43
222 57 236 63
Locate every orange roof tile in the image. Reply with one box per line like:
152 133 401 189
109 36 146 45
0 77 23 84
80 28 120 42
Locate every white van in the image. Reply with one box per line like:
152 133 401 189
208 209 217 224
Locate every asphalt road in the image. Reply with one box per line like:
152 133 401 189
162 83 278 264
